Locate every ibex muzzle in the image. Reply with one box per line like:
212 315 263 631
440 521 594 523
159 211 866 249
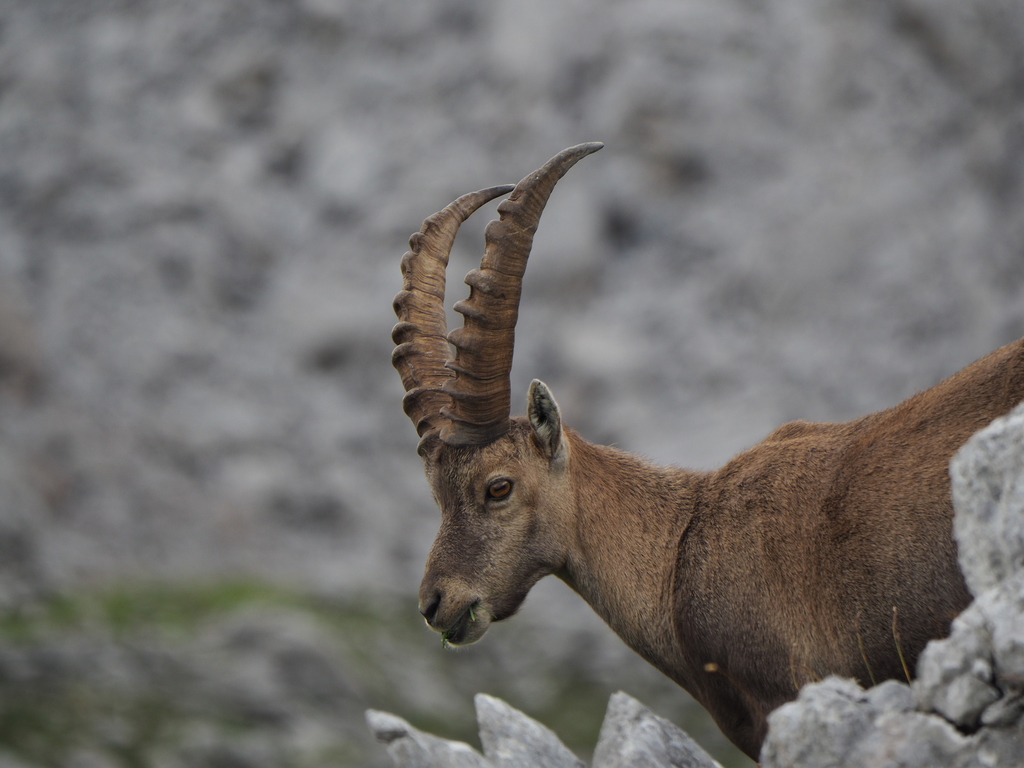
416 382 573 646
391 143 1024 759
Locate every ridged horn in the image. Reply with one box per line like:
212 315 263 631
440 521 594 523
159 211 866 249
392 184 515 455
440 142 604 446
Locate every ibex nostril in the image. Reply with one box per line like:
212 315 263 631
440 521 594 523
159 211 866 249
420 591 442 625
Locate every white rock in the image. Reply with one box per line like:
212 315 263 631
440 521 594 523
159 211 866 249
366 709 489 768
951 402 1024 596
475 694 584 768
592 691 722 768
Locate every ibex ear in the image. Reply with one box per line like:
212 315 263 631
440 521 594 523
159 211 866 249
528 379 566 461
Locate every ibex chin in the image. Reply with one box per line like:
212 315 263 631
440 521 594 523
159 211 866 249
390 143 1024 759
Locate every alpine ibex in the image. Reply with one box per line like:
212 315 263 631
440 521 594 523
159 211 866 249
390 143 1024 759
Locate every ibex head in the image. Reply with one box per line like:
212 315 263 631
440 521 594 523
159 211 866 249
391 143 602 645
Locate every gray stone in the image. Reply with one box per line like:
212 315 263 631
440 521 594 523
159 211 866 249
475 694 584 768
366 709 489 768
861 710 970 767
971 719 1024 767
761 676 978 768
935 673 1000 730
591 691 722 768
979 687 1024 728
916 570 1024 732
367 693 725 768
864 679 914 715
914 607 1000 730
982 573 1024 684
951 403 1024 597
760 677 874 768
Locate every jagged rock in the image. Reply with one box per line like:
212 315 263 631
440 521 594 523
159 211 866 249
475 694 585 768
760 677 975 768
366 696 585 768
971 720 1024 766
368 692 723 768
762 573 1024 762
984 574 1024 686
759 677 877 767
366 709 489 768
979 688 1024 729
916 572 1024 731
864 679 914 714
591 691 722 768
861 710 971 767
915 405 1024 733
914 604 1000 729
951 402 1024 597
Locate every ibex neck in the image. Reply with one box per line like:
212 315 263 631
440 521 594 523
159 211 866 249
558 430 702 669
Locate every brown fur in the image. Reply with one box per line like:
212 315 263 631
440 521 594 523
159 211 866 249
416 338 1024 759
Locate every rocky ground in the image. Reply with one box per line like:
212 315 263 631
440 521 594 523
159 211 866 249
0 0 1022 766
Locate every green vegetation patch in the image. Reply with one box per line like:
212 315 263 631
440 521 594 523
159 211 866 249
0 580 313 642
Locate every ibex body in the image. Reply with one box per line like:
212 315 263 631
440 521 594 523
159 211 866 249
391 144 1024 759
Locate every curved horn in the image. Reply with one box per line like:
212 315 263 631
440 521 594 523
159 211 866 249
440 142 604 446
392 184 515 455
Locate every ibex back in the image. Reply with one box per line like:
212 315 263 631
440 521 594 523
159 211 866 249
390 143 1024 760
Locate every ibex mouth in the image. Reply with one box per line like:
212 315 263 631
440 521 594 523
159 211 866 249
440 602 491 647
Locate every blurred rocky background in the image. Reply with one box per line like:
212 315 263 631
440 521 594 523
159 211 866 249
0 0 1022 766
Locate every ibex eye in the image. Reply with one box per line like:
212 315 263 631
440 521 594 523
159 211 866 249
487 479 513 499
